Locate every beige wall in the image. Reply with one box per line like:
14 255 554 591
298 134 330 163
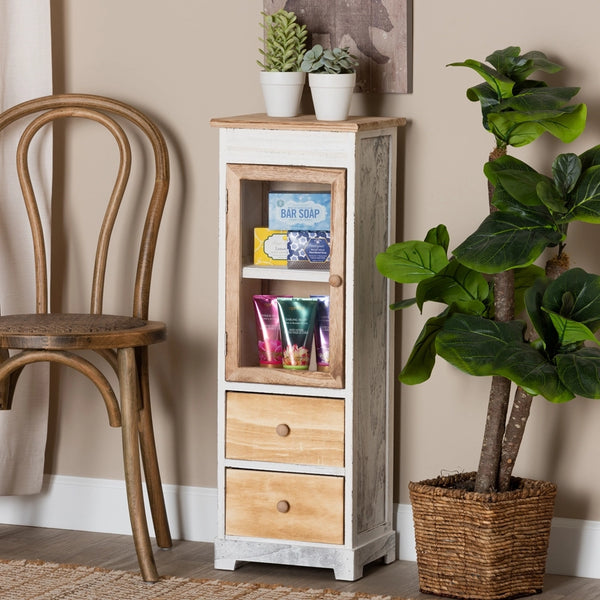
47 0 600 522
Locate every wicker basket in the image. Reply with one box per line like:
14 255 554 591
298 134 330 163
409 472 557 600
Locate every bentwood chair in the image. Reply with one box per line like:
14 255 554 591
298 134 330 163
0 94 172 582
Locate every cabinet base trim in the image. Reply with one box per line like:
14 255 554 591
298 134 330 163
214 531 396 581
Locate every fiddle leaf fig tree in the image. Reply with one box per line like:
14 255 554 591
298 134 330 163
378 47 590 494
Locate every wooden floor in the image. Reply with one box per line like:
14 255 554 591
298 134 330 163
0 525 599 599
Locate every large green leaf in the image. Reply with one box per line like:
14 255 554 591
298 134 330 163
579 144 600 170
565 165 600 223
541 104 587 142
536 179 567 213
464 82 500 114
484 154 534 187
514 264 545 315
390 297 417 311
449 59 515 99
486 47 562 81
399 313 448 384
485 46 523 77
376 240 448 284
542 268 600 332
553 153 581 196
556 347 600 399
435 313 574 402
543 309 600 349
436 314 525 375
516 50 563 76
415 260 489 313
493 168 550 207
495 342 574 402
525 276 558 353
485 156 552 213
453 211 562 273
487 103 587 146
500 87 581 112
424 224 450 252
487 113 545 147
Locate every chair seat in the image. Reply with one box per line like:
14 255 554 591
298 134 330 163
0 313 166 350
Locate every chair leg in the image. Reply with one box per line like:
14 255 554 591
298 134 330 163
119 347 159 583
137 348 172 549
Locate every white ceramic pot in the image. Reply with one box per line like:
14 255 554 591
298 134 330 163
259 71 306 118
308 72 356 121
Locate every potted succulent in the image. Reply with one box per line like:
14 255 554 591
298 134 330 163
377 47 594 599
300 44 359 121
257 9 308 118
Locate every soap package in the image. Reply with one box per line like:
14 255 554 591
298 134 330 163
268 192 331 231
287 230 331 270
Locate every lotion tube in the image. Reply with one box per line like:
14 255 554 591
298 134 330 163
277 297 318 370
311 295 330 372
253 295 285 367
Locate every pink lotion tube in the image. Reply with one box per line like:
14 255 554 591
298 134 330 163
253 295 285 367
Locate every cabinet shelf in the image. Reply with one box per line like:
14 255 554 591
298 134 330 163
226 364 341 389
242 264 330 283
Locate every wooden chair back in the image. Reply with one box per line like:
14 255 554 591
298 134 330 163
0 94 169 319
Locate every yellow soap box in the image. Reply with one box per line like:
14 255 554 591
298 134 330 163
254 228 288 266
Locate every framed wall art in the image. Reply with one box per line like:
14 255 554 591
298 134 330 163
263 0 411 93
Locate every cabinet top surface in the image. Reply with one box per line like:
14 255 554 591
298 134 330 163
210 113 406 133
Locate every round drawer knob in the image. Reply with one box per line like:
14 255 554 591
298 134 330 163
277 500 290 513
329 274 343 288
276 423 290 437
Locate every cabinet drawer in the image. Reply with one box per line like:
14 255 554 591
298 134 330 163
225 468 344 544
226 392 344 467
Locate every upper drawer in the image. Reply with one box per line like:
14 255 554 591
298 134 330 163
225 391 344 467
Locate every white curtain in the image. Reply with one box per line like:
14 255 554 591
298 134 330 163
0 0 52 494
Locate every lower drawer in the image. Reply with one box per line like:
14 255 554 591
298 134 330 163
225 468 344 545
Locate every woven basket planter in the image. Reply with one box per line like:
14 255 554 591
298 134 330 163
409 472 557 600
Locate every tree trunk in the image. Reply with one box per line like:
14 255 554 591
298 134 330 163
474 144 513 494
475 375 512 492
497 385 532 491
496 252 571 491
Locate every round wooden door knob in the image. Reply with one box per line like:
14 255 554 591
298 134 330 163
329 274 343 287
276 423 291 437
277 500 290 513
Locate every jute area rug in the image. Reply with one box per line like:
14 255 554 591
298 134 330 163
0 559 408 600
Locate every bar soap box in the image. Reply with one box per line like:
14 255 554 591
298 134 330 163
268 191 331 231
254 228 288 266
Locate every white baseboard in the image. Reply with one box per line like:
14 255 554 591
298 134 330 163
0 474 218 543
0 475 597 580
395 503 600 580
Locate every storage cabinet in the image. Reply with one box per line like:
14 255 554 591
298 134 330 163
210 114 405 581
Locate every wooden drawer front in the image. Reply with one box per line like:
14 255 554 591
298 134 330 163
226 392 344 467
225 469 344 544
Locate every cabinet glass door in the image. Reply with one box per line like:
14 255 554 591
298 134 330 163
225 164 345 389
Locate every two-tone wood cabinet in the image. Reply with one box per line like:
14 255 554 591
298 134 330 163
210 114 405 580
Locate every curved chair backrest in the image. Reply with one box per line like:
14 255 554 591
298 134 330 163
0 94 170 319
